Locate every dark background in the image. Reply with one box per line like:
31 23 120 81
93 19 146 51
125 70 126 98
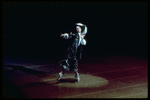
3 2 148 63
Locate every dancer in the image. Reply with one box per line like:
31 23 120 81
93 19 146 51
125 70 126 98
58 23 87 82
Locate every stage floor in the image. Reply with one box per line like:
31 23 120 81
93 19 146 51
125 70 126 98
3 56 148 98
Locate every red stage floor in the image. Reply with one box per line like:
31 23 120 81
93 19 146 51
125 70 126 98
3 56 148 98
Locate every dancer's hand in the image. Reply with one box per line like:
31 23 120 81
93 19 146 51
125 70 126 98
81 33 85 38
60 33 69 39
60 33 64 37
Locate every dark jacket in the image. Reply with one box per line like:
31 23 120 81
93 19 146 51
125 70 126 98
65 33 83 60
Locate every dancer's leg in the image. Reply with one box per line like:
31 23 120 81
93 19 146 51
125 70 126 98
74 59 80 82
58 60 65 80
58 68 64 80
74 69 80 82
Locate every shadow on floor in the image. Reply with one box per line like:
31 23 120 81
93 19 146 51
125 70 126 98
18 78 78 89
2 77 27 98
58 78 77 83
3 65 52 78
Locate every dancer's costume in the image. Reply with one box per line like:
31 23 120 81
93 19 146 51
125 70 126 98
58 23 87 82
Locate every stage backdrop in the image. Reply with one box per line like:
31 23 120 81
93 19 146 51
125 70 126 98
3 2 148 62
